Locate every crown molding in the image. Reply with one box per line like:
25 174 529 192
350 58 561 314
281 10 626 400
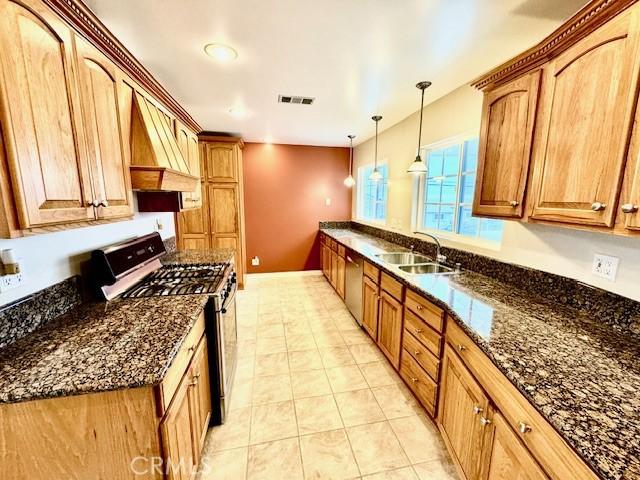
471 0 637 90
43 0 202 133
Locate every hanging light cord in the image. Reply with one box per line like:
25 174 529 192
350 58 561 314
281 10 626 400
374 119 379 170
417 87 425 158
349 136 353 176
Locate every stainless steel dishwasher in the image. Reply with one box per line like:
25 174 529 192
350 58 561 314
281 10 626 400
344 251 363 325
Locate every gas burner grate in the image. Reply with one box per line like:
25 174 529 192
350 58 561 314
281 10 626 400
122 263 230 298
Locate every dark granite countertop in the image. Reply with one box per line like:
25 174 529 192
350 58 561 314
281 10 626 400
321 228 640 480
0 248 232 405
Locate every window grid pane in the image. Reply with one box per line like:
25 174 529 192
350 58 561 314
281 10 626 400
358 164 388 222
419 137 503 243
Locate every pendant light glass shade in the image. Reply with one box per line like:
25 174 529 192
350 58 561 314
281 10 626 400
344 134 356 187
407 81 432 174
370 115 382 181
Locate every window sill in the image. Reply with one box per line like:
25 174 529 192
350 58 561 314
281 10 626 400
356 218 387 227
413 229 502 252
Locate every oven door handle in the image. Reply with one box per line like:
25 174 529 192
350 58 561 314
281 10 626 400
220 282 237 313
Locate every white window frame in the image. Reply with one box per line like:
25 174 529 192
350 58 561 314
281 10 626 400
356 162 389 224
411 132 503 250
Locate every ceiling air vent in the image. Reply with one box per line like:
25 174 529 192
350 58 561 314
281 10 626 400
278 94 315 105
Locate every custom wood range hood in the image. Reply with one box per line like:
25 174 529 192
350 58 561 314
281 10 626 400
129 92 199 193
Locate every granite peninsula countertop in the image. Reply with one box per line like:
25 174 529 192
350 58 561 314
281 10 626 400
0 248 234 405
321 227 640 480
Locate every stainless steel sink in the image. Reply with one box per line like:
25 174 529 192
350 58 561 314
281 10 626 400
375 252 431 265
398 263 456 275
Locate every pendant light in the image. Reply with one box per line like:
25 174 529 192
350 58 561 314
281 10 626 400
407 81 432 174
370 115 383 181
343 135 356 187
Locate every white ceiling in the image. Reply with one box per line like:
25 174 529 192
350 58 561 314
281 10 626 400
85 0 587 146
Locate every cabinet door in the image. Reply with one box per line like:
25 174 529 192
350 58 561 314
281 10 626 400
362 276 379 340
74 36 133 220
209 184 238 235
377 290 403 368
483 413 548 480
176 122 202 210
189 337 212 456
330 250 338 288
336 255 346 299
473 71 540 218
206 143 238 182
322 245 331 279
0 0 95 228
530 6 640 227
438 345 492 480
161 375 198 480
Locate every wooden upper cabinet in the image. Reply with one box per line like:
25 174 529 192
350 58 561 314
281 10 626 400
0 0 95 228
176 121 202 209
529 6 640 227
473 71 540 218
208 184 238 235
482 413 548 480
206 143 238 182
74 36 133 220
438 345 492 480
377 290 403 369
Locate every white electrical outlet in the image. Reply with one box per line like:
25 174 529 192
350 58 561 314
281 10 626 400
0 272 26 292
325 197 331 206
592 253 619 281
251 256 260 266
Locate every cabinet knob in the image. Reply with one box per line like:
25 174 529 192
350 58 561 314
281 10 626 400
621 203 639 214
415 328 423 334
410 377 418 383
413 350 421 356
518 422 532 434
416 305 423 311
591 202 606 212
457 344 466 352
509 200 519 207
190 374 200 387
473 405 483 415
480 417 492 427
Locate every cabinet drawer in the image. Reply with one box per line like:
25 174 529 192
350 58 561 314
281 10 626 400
403 331 439 381
157 311 206 415
405 289 444 333
364 261 380 283
330 239 337 251
400 350 437 416
338 244 346 257
319 233 326 245
404 309 441 357
381 272 403 301
445 319 597 480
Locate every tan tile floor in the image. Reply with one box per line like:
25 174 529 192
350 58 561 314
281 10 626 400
198 273 458 480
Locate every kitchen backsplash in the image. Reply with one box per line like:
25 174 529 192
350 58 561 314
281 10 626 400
321 221 640 333
163 236 177 253
0 276 82 350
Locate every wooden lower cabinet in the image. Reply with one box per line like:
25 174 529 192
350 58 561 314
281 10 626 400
438 344 492 480
322 243 331 279
482 413 548 480
362 275 379 340
377 290 403 369
330 249 338 288
189 336 212 454
336 254 346 299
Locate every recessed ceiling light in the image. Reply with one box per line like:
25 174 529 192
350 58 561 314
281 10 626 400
204 43 238 62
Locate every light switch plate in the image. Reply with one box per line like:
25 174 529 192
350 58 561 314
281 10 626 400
592 254 619 281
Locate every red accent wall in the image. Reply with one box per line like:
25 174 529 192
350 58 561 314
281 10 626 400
243 143 352 273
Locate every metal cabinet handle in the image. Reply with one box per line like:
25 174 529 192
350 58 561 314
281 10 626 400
591 202 606 212
99 200 108 207
473 405 483 415
621 203 639 213
410 377 418 383
415 328 423 334
416 305 423 311
413 350 421 356
190 374 200 387
480 417 492 426
457 344 466 352
509 200 519 207
518 422 532 434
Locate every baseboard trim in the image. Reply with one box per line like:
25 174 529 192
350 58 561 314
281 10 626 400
246 270 323 279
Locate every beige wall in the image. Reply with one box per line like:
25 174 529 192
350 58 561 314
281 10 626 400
352 84 640 302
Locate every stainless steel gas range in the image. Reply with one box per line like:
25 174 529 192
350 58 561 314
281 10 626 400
90 232 237 424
